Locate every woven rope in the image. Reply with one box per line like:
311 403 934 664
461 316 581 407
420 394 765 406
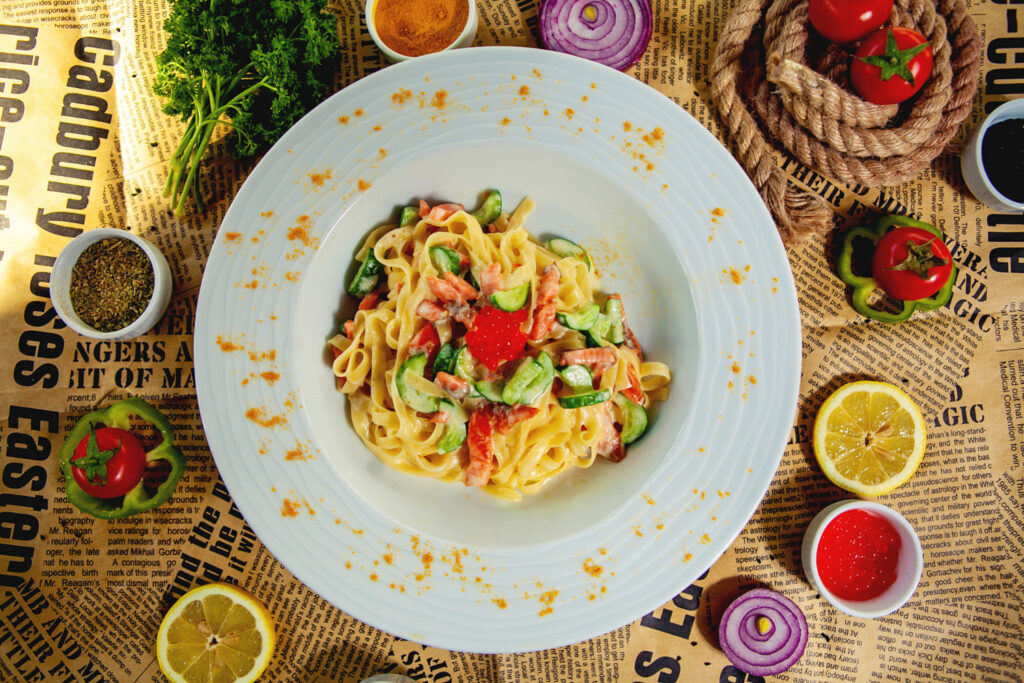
711 0 980 242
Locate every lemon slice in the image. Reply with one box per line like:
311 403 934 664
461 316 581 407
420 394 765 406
813 381 926 496
156 582 275 683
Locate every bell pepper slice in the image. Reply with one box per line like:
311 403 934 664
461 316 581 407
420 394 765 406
838 215 956 324
59 398 186 519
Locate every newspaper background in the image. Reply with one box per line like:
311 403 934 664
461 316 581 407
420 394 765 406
0 0 1021 680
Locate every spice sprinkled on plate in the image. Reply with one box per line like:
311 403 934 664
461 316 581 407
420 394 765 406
70 237 154 333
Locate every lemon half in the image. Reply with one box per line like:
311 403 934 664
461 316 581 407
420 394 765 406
156 582 275 683
813 381 926 496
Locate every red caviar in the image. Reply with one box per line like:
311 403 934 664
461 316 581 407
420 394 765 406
816 509 901 601
465 305 528 371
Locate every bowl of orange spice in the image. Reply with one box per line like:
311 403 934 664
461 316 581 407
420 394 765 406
366 0 478 62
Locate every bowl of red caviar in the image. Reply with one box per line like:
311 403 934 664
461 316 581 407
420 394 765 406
801 500 923 619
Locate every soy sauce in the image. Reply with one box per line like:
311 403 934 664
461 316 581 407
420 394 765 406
981 118 1024 203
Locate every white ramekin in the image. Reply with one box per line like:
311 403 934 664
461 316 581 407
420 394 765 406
801 500 923 619
366 0 478 63
960 98 1024 214
51 227 172 340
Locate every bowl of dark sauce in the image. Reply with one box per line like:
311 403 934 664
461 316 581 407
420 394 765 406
961 98 1024 214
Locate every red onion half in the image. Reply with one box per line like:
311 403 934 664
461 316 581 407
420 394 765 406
538 0 653 71
719 588 808 676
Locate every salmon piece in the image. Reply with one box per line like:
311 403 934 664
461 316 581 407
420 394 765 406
426 275 466 306
428 411 450 424
478 263 503 299
489 404 539 435
528 264 560 341
560 346 618 367
607 294 644 361
427 203 464 222
622 363 645 405
435 371 470 400
418 199 431 218
426 273 478 307
343 320 355 339
597 402 626 462
358 291 380 311
416 299 450 322
443 271 479 301
465 410 495 487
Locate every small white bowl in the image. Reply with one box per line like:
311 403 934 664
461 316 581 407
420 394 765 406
366 0 478 63
960 98 1024 214
51 228 172 340
801 500 923 619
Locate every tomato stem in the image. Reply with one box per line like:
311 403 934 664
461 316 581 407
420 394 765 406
887 238 948 279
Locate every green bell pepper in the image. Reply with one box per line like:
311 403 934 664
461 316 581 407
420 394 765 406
838 215 956 324
59 398 186 519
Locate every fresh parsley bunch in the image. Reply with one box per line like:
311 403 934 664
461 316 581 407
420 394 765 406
154 0 339 217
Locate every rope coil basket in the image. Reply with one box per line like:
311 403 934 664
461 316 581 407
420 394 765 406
711 0 981 242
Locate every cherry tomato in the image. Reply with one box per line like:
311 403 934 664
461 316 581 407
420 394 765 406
872 226 953 300
851 27 933 104
72 427 147 498
808 0 893 43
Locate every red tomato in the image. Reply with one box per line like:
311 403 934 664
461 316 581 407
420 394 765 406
851 27 933 104
72 427 147 498
872 226 953 300
808 0 893 43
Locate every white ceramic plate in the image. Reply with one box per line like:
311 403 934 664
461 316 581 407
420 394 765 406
195 47 800 653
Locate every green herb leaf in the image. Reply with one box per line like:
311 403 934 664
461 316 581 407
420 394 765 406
72 424 121 486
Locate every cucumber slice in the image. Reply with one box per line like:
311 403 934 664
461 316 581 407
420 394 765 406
436 400 468 453
501 358 541 404
604 298 625 344
557 364 594 390
347 248 382 296
470 190 502 226
454 346 481 397
586 314 613 346
429 246 462 275
547 237 591 270
490 281 530 311
558 389 611 409
396 354 440 413
433 343 458 376
518 352 555 405
475 380 504 403
614 393 648 444
556 302 600 331
399 206 419 227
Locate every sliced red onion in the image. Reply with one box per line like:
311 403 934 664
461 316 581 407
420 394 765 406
719 588 808 676
538 0 653 71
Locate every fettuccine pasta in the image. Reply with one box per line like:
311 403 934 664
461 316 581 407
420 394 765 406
328 192 671 501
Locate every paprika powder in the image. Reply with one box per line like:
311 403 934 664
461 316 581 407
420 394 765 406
373 0 469 57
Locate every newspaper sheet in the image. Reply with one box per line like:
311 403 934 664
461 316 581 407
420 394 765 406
0 0 1021 680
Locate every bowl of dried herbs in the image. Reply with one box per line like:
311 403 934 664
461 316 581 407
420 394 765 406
51 228 172 340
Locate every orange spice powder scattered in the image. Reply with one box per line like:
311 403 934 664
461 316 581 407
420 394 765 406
216 335 241 352
392 88 413 104
308 169 331 186
245 406 287 428
500 117 510 126
261 371 280 384
281 498 299 517
285 271 300 282
432 89 448 109
493 598 508 609
224 232 242 243
582 560 603 577
284 444 306 461
518 85 530 96
731 362 741 374
339 116 349 124
711 207 726 217
358 179 372 192
564 108 574 119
